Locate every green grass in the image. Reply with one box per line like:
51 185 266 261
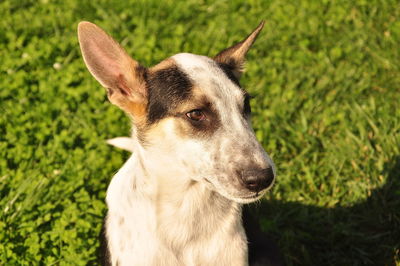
1 0 399 265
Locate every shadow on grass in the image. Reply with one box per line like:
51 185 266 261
253 156 400 265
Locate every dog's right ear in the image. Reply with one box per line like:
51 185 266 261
106 137 134 152
214 21 265 80
78 21 147 120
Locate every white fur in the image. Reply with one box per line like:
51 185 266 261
106 134 248 265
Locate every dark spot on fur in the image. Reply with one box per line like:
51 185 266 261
136 65 148 79
244 93 252 115
133 65 148 91
146 66 192 124
217 63 241 87
119 217 124 226
99 218 111 265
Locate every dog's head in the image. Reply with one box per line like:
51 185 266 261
78 21 275 203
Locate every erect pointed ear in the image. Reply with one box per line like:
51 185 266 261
214 21 265 79
78 21 147 119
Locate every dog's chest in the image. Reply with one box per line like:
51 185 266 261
105 160 248 265
156 185 239 245
156 192 247 264
107 209 247 266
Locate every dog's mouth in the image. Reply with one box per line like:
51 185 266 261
203 177 269 204
233 191 267 203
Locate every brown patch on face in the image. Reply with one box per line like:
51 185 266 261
123 101 148 125
114 60 185 129
146 64 193 124
108 65 149 126
173 87 221 139
138 86 222 145
139 117 173 146
172 86 203 113
129 60 193 144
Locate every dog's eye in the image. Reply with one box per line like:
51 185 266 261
186 109 206 121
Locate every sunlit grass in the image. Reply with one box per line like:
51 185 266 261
1 0 399 264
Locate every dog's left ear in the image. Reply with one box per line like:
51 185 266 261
214 21 265 79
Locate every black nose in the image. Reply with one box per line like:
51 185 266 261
240 167 274 192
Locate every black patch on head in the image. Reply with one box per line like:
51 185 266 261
146 66 192 124
217 63 241 87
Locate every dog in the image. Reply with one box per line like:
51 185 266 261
78 20 280 266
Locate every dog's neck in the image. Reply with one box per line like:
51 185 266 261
107 131 241 219
105 133 246 265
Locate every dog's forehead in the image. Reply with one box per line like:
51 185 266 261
145 53 246 126
171 53 244 100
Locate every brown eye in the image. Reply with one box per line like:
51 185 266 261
186 109 206 121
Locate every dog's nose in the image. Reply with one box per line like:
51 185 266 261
240 167 274 192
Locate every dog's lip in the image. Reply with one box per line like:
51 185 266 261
203 178 266 200
238 193 261 200
231 193 265 204
241 194 259 199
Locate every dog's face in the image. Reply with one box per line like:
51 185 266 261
78 21 275 203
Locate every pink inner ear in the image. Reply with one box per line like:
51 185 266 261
82 38 125 89
78 21 147 105
116 74 132 96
